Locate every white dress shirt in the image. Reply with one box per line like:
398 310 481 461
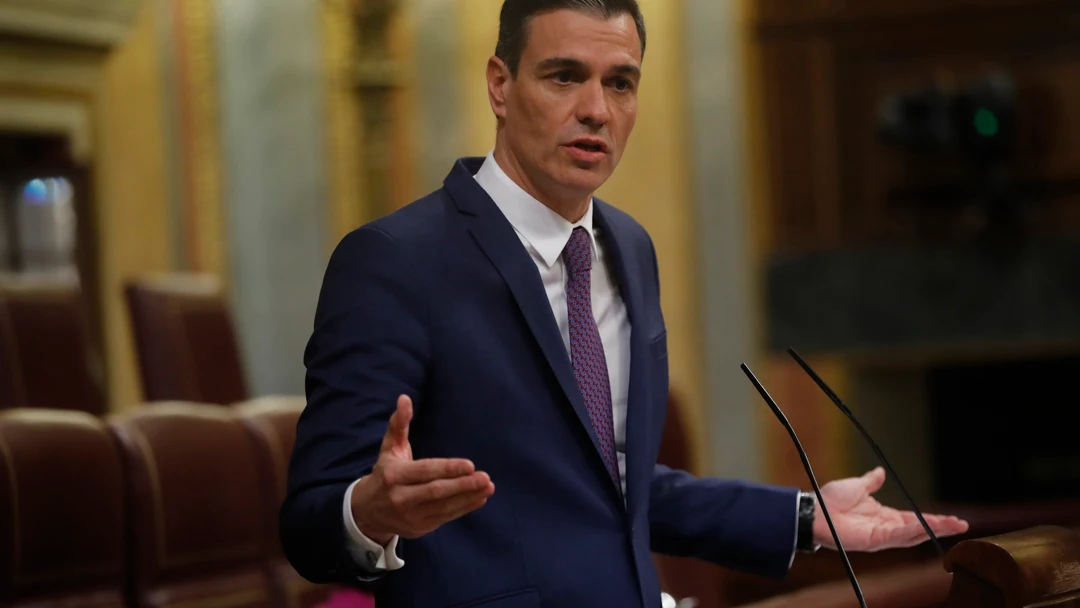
342 151 632 571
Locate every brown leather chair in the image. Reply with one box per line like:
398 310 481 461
108 403 274 608
0 276 106 413
0 293 18 408
124 274 248 405
0 409 126 608
235 396 335 608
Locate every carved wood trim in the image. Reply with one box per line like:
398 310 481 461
0 0 144 49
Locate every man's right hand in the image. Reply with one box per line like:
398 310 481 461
350 394 495 546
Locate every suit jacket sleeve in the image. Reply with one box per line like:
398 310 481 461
280 226 429 587
649 465 799 579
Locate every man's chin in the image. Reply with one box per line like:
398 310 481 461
559 164 612 194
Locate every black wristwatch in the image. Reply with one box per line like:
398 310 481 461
796 492 822 553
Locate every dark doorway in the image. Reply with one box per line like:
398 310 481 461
0 130 105 404
930 355 1080 503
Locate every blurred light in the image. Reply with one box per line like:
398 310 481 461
22 179 48 204
974 107 999 138
20 177 73 206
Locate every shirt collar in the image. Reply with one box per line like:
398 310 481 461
474 150 598 269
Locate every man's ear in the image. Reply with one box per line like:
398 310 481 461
487 56 511 120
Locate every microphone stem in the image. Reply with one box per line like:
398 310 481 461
787 347 944 557
843 416 943 556
742 364 868 608
770 401 867 608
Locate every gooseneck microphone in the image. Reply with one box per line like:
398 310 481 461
741 363 868 608
786 347 944 558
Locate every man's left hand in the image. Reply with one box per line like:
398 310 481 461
813 467 969 552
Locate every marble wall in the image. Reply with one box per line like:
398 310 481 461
408 0 464 194
215 0 329 396
684 0 764 480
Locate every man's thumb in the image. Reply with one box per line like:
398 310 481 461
863 466 886 493
384 394 413 451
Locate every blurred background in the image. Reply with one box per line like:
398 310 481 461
2 0 1080 606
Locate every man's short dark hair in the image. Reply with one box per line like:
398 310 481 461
495 0 647 76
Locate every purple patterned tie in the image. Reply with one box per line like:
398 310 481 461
564 226 621 493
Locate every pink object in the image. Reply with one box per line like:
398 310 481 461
316 588 376 608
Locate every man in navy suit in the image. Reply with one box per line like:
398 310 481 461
281 1 968 606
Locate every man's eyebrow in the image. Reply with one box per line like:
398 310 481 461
536 57 589 72
535 57 642 79
610 64 642 79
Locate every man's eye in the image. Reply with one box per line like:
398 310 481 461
614 79 633 91
553 71 573 84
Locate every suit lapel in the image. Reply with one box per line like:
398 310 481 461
444 159 614 496
593 202 652 521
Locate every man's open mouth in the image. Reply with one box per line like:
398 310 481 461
570 142 604 152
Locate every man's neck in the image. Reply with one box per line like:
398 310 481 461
492 142 591 223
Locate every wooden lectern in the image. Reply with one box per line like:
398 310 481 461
944 525 1080 607
723 526 1080 608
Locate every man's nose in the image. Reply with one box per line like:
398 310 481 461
575 80 611 127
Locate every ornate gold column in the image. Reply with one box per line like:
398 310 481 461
352 0 408 218
320 0 366 245
321 0 412 244
167 0 226 276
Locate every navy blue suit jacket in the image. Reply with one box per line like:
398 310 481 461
281 157 799 608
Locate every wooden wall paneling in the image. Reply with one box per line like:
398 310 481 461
757 1 1080 249
759 35 841 251
758 0 1072 28
831 8 1080 245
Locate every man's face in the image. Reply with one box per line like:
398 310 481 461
490 9 642 203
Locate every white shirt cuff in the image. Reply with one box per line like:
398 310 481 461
343 477 406 571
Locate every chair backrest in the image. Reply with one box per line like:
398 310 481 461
0 276 106 413
108 403 273 608
657 392 694 473
235 397 336 608
0 409 125 608
124 274 248 405
0 293 18 408
234 396 306 555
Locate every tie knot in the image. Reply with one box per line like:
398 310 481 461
563 227 592 276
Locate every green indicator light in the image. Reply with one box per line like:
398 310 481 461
974 107 999 137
